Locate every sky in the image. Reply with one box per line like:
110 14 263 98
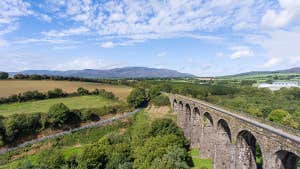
0 0 300 76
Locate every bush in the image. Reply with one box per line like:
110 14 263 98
0 72 9 79
127 88 148 108
47 103 71 128
47 88 66 98
4 113 42 142
77 87 89 95
149 119 183 137
151 94 170 106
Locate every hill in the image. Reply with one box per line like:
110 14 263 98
9 67 194 78
224 67 300 77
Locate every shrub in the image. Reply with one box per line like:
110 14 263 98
0 72 9 79
149 119 183 137
151 94 170 106
47 88 66 98
127 88 147 108
4 113 42 142
47 103 71 128
77 87 89 95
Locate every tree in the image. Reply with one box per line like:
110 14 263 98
267 109 290 123
47 103 71 128
77 87 89 95
150 119 183 137
151 95 170 106
0 72 9 79
127 88 148 108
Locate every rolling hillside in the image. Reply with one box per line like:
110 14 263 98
9 67 194 78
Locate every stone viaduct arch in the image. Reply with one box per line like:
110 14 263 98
169 94 300 169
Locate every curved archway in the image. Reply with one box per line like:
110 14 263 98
173 99 177 113
275 150 300 169
217 119 231 142
178 101 183 114
235 130 263 169
214 119 233 169
185 104 191 122
203 112 213 127
193 107 201 124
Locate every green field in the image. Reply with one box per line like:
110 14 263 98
0 95 120 116
190 149 212 169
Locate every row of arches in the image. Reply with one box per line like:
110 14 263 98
173 99 300 169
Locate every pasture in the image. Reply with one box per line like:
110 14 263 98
0 80 132 100
0 95 120 116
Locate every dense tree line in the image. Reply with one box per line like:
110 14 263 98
0 87 116 105
16 113 192 169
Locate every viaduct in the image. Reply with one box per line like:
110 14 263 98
169 94 300 169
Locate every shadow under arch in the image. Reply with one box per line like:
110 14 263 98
185 103 191 122
173 99 177 113
178 101 183 113
275 150 300 169
193 107 201 123
217 119 232 142
235 130 263 169
203 112 213 127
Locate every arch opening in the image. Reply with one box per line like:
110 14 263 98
203 112 213 127
217 119 231 142
173 99 177 113
193 107 201 124
178 101 183 113
185 104 191 122
276 150 300 169
235 130 263 169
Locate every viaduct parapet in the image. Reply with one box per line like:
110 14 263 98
169 94 300 169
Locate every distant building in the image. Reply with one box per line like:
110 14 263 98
258 81 300 91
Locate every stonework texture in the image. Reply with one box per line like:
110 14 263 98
169 94 300 169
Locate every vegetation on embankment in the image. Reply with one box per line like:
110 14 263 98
1 111 195 169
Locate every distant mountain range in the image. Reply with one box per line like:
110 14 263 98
228 67 300 77
9 67 195 78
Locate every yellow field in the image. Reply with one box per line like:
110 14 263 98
0 80 132 100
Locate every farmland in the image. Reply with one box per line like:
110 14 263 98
0 95 121 116
0 80 132 100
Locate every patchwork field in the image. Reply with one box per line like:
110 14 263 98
0 95 120 116
0 80 132 100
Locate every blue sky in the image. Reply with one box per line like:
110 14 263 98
0 0 300 76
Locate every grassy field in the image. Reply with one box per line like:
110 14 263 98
0 95 120 116
0 80 132 100
190 149 212 169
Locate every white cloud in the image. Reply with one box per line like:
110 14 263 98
0 0 32 24
261 0 300 28
217 46 254 60
41 0 272 43
100 42 115 48
0 39 8 47
229 46 254 59
55 57 118 70
157 51 167 57
42 27 89 37
246 28 300 68
263 57 281 67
